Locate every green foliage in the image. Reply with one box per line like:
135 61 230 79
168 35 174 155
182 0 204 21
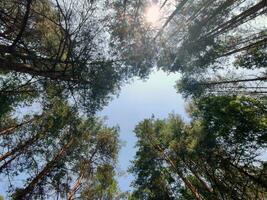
81 164 119 200
130 95 267 200
129 118 178 200
0 97 120 199
235 47 267 69
194 96 267 147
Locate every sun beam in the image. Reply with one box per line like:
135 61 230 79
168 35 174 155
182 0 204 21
145 4 160 25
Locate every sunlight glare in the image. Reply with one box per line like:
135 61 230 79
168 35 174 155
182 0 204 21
145 5 160 25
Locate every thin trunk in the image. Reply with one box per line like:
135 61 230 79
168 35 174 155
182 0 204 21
211 90 267 95
14 138 74 200
146 134 204 200
0 43 123 67
11 0 32 47
219 37 267 58
0 118 36 136
0 126 19 136
154 0 189 39
186 0 215 24
0 152 21 172
160 0 168 9
207 0 267 38
184 159 216 197
201 160 229 200
175 167 204 200
67 173 84 200
66 149 97 199
203 76 267 86
224 31 267 51
0 90 36 95
202 0 237 27
0 136 37 162
220 156 267 189
165 158 204 199
0 57 90 84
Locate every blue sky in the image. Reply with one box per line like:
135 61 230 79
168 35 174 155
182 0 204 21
100 70 189 192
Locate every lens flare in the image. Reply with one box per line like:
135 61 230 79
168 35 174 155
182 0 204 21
145 5 160 25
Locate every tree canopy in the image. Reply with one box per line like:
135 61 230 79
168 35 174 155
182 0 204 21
1 0 267 199
131 96 267 199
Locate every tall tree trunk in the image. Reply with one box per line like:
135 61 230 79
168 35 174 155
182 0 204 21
146 134 205 200
67 149 97 199
219 155 267 189
162 155 204 199
154 0 189 39
202 75 267 86
0 136 37 162
219 37 267 58
184 159 218 199
223 31 267 52
178 171 204 200
201 0 237 29
207 0 267 38
0 118 36 136
67 173 84 200
200 159 230 199
14 138 74 200
0 152 21 172
0 57 89 84
187 0 215 24
11 0 33 48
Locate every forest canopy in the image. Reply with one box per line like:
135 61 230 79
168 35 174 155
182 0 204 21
0 0 266 199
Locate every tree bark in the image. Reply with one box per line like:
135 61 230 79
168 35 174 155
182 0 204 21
67 173 84 200
11 0 33 47
146 134 205 200
14 138 74 200
202 76 267 86
207 0 267 38
0 57 90 84
219 37 267 58
154 0 189 39
0 152 21 172
184 159 217 197
0 136 37 162
0 118 36 136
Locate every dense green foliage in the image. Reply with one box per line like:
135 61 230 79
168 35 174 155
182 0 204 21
131 96 267 199
0 97 120 199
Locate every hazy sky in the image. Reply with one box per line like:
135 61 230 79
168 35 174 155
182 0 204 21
99 70 189 192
